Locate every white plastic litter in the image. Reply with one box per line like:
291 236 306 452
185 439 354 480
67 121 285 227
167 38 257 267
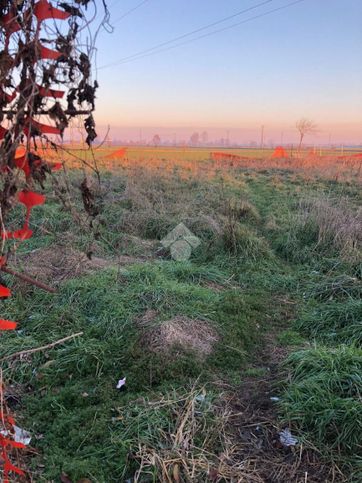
116 377 126 389
279 428 298 447
270 396 280 402
0 425 31 445
13 425 32 445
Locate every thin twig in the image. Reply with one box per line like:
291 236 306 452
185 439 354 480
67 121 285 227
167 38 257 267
0 332 83 363
1 265 57 293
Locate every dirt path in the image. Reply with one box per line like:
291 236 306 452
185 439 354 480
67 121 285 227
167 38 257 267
218 329 344 482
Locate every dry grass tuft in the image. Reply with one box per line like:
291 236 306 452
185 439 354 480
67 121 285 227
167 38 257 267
132 386 264 483
299 198 362 262
187 214 223 236
265 214 279 231
10 246 143 286
130 383 338 483
138 312 219 359
223 198 261 224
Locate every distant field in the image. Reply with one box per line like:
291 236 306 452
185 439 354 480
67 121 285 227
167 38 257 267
63 144 362 161
55 144 362 184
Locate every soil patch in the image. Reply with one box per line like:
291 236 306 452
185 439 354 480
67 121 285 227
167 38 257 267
216 330 343 482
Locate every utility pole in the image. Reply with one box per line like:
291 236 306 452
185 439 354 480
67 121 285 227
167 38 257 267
260 125 265 150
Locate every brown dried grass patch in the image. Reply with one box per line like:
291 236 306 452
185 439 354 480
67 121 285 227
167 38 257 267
299 197 362 262
10 246 144 286
138 312 219 359
131 383 338 483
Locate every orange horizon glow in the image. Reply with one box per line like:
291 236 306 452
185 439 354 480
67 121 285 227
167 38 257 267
93 119 362 146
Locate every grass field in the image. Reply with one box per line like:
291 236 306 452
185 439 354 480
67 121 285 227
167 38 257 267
1 146 361 481
60 144 362 184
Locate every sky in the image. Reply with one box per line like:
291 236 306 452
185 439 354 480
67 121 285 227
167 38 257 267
92 0 362 145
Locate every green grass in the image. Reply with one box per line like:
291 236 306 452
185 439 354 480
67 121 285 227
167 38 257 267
305 274 362 301
243 367 268 377
280 346 362 459
1 165 361 480
277 330 306 347
2 260 271 481
296 299 362 346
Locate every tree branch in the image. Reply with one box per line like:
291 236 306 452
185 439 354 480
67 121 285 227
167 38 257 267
0 332 83 362
1 265 57 293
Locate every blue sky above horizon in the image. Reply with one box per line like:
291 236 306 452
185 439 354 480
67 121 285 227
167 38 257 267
92 0 362 144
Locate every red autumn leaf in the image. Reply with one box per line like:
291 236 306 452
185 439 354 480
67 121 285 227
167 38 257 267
14 155 31 177
24 119 61 136
4 459 25 476
34 0 71 22
18 190 46 208
12 228 33 240
0 88 16 104
0 285 11 297
0 11 21 34
0 320 17 330
37 85 65 99
1 230 13 240
0 438 26 449
39 44 61 60
0 413 15 425
0 126 8 140
15 146 26 157
49 162 62 171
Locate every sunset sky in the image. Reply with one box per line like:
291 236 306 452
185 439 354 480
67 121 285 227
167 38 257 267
93 0 362 145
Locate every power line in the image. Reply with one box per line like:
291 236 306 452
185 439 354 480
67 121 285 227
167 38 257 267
112 0 151 25
100 0 272 68
100 0 307 69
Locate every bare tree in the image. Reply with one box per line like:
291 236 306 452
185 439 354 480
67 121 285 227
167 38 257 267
152 134 161 146
296 118 317 151
190 132 199 146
